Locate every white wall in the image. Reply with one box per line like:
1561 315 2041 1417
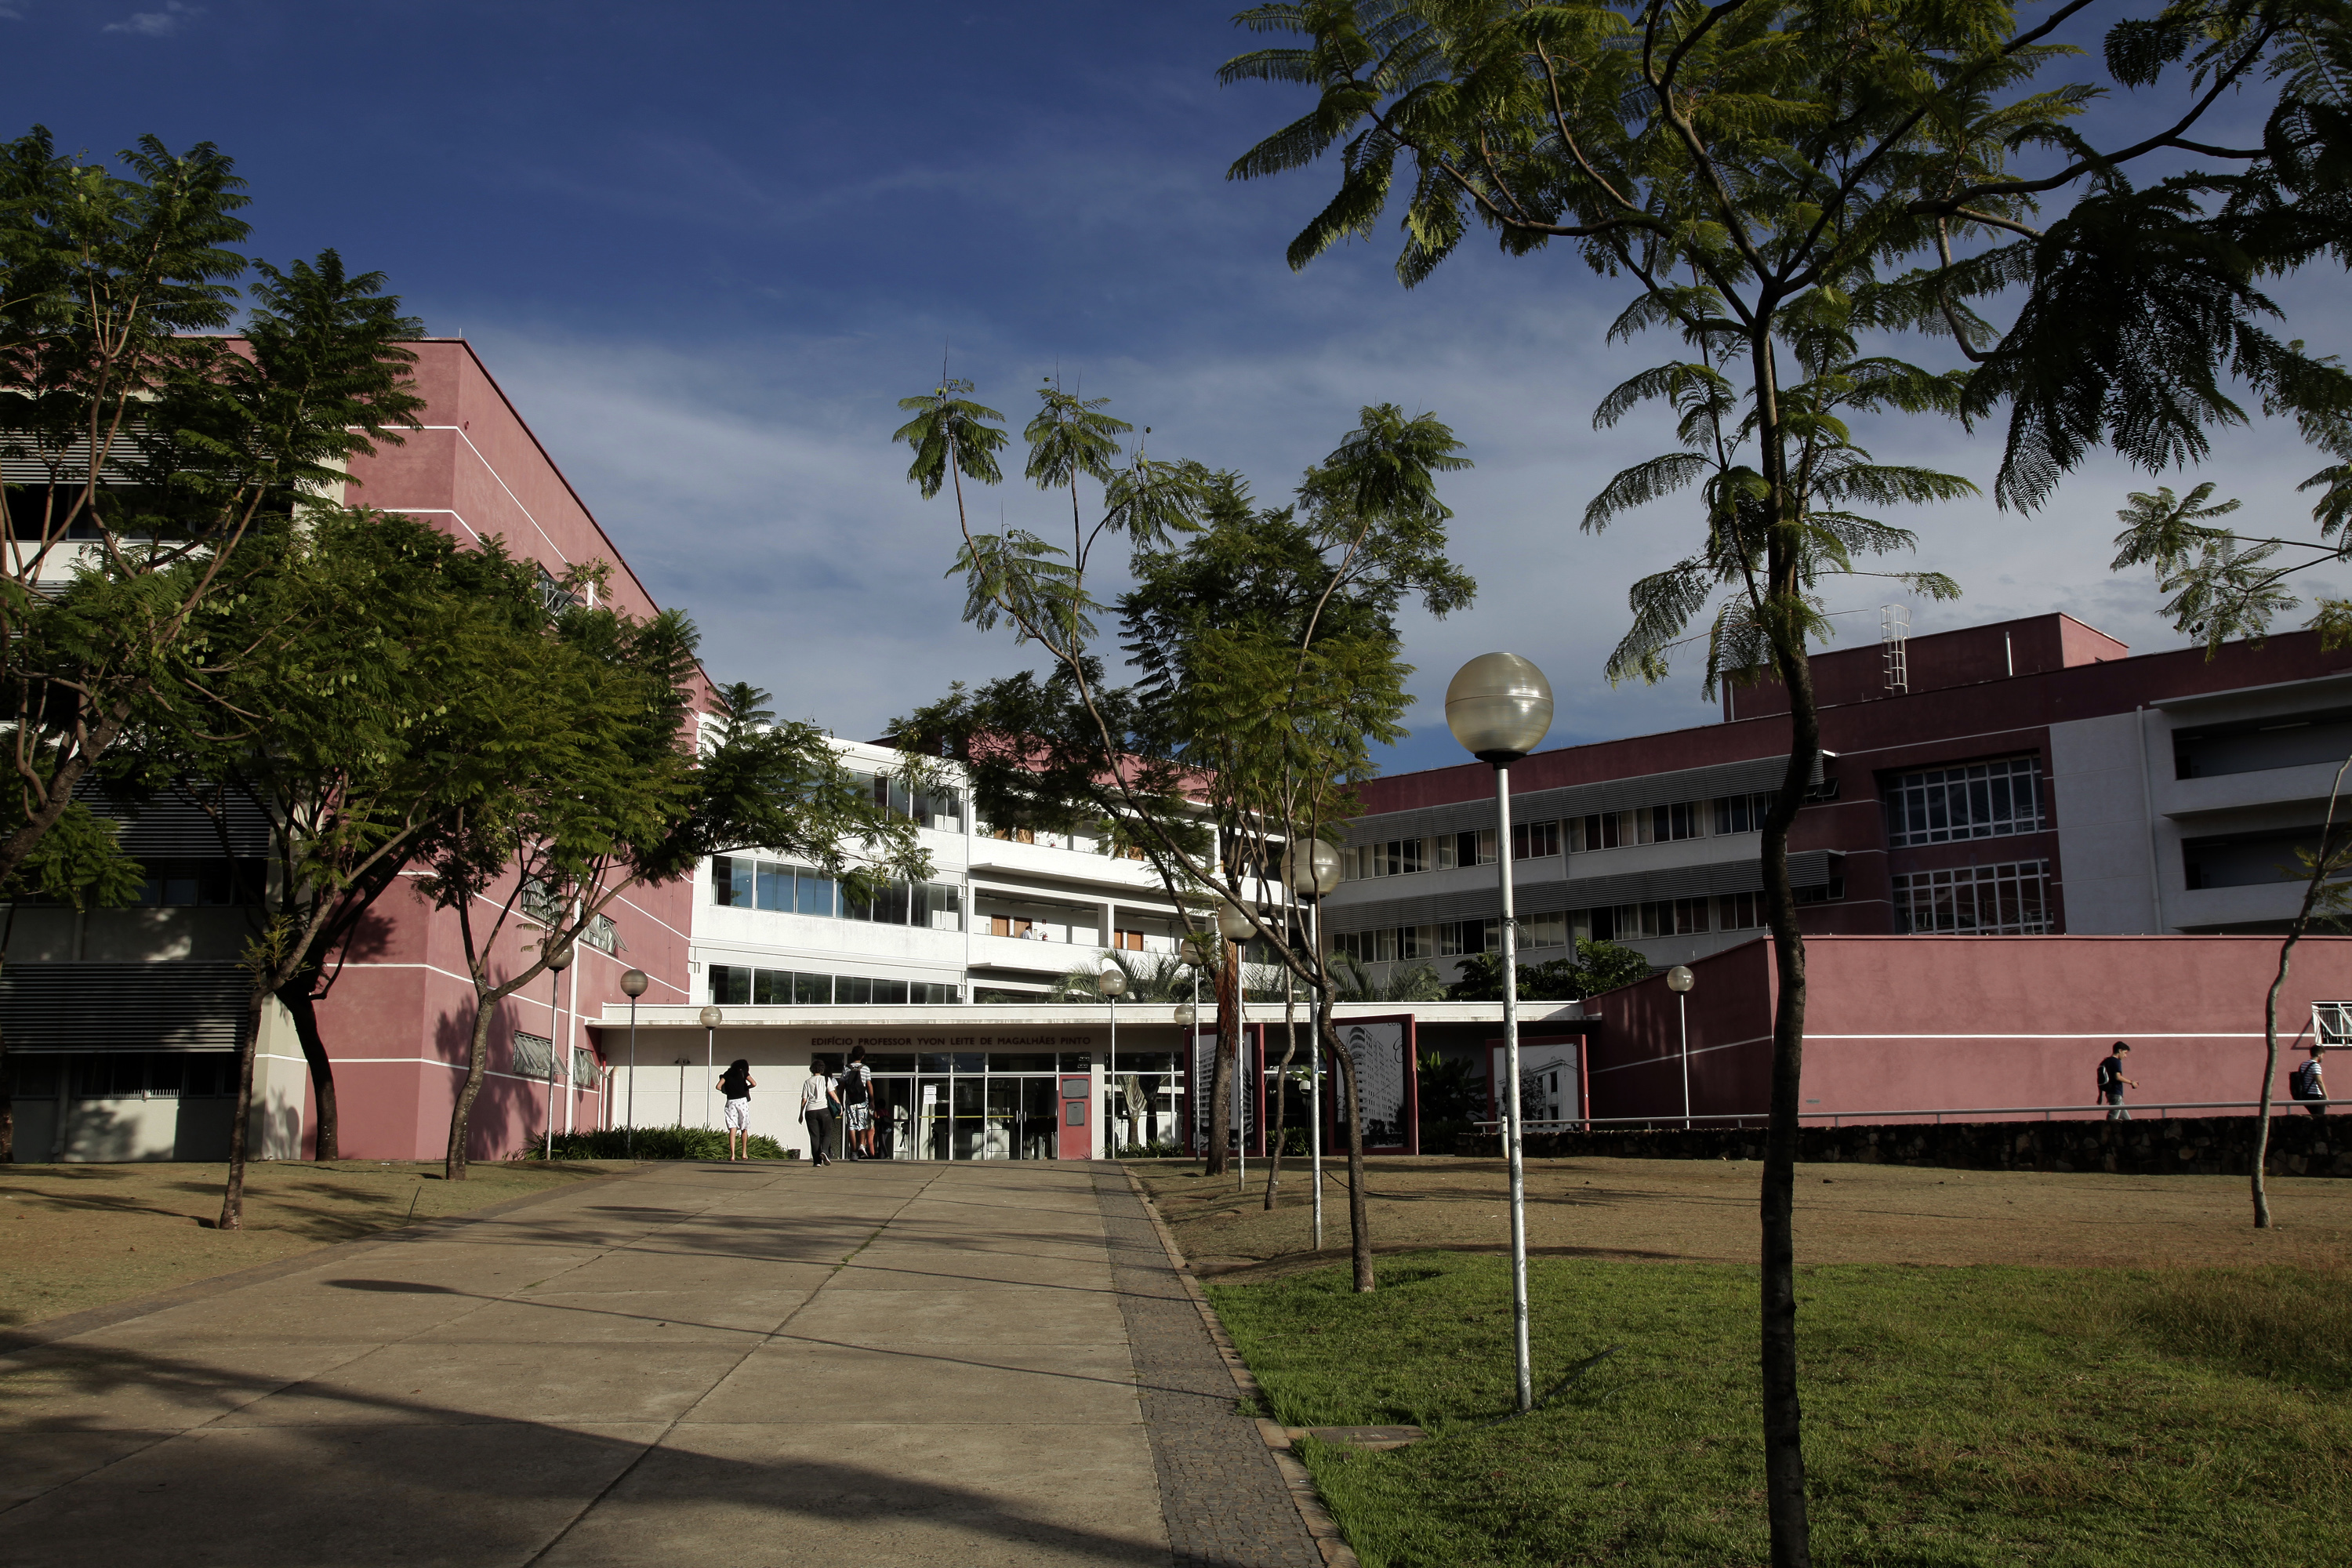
2049 710 2163 933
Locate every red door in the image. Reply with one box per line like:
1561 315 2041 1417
1057 1073 1093 1159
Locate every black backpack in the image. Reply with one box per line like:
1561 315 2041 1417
2292 1060 2324 1101
840 1065 869 1105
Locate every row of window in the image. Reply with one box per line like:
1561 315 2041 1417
708 964 964 1007
5 1051 238 1098
1891 860 2053 935
1345 755 2052 886
1344 793 1779 881
510 1033 601 1085
710 856 964 929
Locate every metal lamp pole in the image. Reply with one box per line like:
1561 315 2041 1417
620 969 649 1156
1284 840 1341 1253
1667 965 1696 1130
1098 964 1126 1154
542 944 575 1160
1217 900 1256 1192
700 1005 723 1132
1447 652 1554 1416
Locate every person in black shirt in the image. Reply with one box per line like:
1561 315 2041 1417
839 1045 876 1160
2097 1042 2137 1121
718 1058 757 1160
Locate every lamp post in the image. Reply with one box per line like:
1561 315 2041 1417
1179 931 1213 1160
1098 964 1126 1155
1283 839 1342 1251
1447 650 1554 1415
620 969 650 1156
1216 899 1256 1190
1666 965 1697 1130
699 1005 723 1131
542 944 575 1161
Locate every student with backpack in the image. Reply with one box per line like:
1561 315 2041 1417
838 1045 876 1160
2291 1047 2328 1118
717 1058 757 1161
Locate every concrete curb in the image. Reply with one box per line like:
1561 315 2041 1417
1122 1167 1361 1568
0 1160 657 1359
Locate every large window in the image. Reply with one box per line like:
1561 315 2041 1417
1884 757 2045 847
708 964 960 1006
1892 860 2053 934
710 856 961 930
2315 1002 2352 1047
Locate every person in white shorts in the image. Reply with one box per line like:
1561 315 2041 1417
839 1045 876 1160
718 1058 756 1160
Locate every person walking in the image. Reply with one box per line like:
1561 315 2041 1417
2291 1046 2328 1118
800 1057 839 1165
718 1058 757 1161
2097 1041 2138 1121
839 1045 875 1160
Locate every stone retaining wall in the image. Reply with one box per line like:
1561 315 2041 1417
1455 1112 2350 1177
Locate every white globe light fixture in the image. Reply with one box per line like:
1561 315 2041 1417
1283 839 1342 898
1099 965 1127 1154
539 944 575 1160
1445 651 1554 763
1448 650 1552 1416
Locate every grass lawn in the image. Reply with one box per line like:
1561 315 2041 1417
0 1159 633 1329
1208 1251 2352 1567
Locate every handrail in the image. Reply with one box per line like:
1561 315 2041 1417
1473 1098 2326 1131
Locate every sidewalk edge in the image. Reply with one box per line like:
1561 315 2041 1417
0 1162 655 1358
1120 1166 1361 1568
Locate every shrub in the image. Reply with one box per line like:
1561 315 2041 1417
521 1127 796 1161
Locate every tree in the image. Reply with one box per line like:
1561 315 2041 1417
1222 4 2352 1555
424 605 928 1181
0 130 423 890
2252 755 2352 1228
119 510 562 1207
1445 938 1650 1000
2111 482 2352 653
892 386 1473 1290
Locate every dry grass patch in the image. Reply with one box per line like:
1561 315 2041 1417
0 1159 630 1328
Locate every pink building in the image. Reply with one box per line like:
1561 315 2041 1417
7 342 699 1162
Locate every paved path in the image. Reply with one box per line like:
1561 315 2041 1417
0 1160 1327 1568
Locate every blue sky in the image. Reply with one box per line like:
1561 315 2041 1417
13 1 2343 772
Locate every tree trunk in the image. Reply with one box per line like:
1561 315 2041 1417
445 1000 498 1181
1322 1006 1373 1292
1207 951 1236 1175
1264 979 1298 1210
217 988 269 1231
2255 939 2296 1229
278 984 340 1162
2253 757 2349 1226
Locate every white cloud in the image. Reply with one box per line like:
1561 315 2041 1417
103 1 198 35
454 293 2336 783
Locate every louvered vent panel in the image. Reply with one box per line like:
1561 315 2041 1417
0 962 249 1052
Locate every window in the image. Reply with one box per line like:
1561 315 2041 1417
511 1033 555 1077
1716 891 1766 931
709 964 958 1006
572 1047 598 1084
1892 860 2052 934
1570 812 1623 851
579 913 621 953
707 857 959 931
1884 757 2045 847
1517 913 1569 949
1648 803 1703 843
1714 792 1773 835
1512 820 1562 860
2315 1003 2352 1047
521 878 564 926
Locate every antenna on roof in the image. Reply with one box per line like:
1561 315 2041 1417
1880 605 1910 695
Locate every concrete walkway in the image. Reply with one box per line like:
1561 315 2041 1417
0 1160 1326 1568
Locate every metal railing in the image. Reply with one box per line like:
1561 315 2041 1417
1475 1098 2323 1133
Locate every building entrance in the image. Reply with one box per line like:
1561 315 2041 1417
823 1050 1093 1160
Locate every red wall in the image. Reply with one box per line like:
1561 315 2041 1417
299 342 699 1160
1586 935 2352 1124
